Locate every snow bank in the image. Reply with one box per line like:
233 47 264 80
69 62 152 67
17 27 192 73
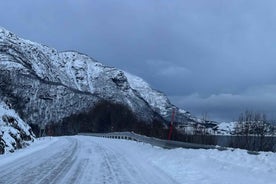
0 137 57 166
149 146 276 184
95 138 276 184
0 102 35 154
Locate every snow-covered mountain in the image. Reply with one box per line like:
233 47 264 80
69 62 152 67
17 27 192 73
0 101 35 153
124 72 195 123
0 27 201 134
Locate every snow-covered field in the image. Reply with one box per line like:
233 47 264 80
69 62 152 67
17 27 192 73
0 136 275 184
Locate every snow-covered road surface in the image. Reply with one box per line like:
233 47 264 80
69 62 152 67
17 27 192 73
0 136 178 184
0 135 275 184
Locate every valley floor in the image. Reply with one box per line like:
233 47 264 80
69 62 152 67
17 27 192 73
0 136 275 184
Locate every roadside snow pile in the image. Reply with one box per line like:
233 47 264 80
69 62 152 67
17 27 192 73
0 102 35 154
86 137 276 184
107 138 276 184
149 147 276 184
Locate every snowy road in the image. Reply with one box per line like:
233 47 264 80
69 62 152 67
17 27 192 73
0 135 276 184
0 136 178 184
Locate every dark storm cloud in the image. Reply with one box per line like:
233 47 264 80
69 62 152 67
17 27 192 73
170 86 276 122
1 0 276 121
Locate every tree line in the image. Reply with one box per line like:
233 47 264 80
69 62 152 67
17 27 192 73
30 100 169 139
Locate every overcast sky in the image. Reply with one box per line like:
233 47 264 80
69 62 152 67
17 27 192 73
1 0 276 122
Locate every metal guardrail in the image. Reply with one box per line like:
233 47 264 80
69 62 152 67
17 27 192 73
79 132 227 150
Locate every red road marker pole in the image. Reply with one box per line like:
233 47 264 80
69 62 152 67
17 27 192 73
168 108 176 140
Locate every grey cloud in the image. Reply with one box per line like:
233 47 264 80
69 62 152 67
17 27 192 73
169 85 276 122
145 60 191 77
1 0 276 121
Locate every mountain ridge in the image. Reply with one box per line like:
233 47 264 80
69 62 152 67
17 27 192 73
0 27 200 135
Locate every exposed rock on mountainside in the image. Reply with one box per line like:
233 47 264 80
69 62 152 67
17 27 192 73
0 27 200 135
0 101 35 154
124 72 195 124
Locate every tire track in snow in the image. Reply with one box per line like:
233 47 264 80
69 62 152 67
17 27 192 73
89 140 154 184
92 138 180 184
0 137 77 184
0 136 179 184
88 144 121 184
37 138 79 184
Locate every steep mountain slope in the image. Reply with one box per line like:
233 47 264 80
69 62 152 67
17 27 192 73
0 101 35 153
124 72 195 123
0 27 200 135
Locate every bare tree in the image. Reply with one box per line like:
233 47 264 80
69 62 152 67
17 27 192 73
234 111 271 150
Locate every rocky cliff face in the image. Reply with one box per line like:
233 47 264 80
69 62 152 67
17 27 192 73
0 27 199 134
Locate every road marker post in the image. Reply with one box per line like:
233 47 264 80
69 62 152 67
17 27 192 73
168 108 176 140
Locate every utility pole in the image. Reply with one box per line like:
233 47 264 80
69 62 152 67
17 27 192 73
168 108 176 140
